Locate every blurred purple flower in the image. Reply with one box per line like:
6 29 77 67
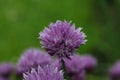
64 54 85 80
81 54 97 72
23 65 64 80
0 63 14 77
109 60 120 80
71 70 86 80
17 48 53 74
64 54 97 80
0 77 9 80
39 20 87 59
64 54 85 74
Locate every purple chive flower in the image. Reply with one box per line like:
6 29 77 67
0 63 14 77
64 54 85 80
39 20 87 58
17 48 53 74
80 54 97 73
109 60 120 80
23 65 64 80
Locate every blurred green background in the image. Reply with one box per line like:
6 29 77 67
0 0 120 79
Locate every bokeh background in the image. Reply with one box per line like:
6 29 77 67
0 0 120 80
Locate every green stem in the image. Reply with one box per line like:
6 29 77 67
61 59 71 80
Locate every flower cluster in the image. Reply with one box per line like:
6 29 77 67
22 20 87 80
39 20 87 59
18 21 87 80
0 20 90 80
1 20 120 80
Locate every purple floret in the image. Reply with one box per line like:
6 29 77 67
39 20 87 59
23 65 64 80
17 48 53 74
